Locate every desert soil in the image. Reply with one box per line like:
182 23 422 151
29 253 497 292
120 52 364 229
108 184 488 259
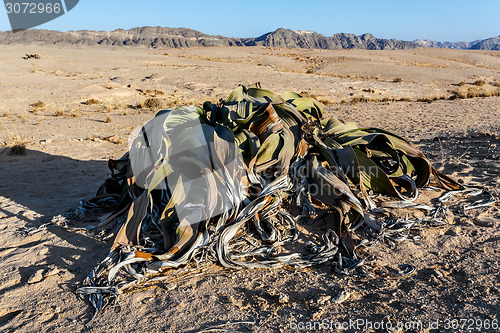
0 45 499 332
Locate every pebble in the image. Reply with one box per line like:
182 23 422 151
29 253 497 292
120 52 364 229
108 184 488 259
27 269 44 284
278 293 289 304
333 290 350 304
433 268 444 279
164 283 177 291
45 267 60 277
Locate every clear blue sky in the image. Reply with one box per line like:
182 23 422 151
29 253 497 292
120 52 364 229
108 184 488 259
1 0 498 42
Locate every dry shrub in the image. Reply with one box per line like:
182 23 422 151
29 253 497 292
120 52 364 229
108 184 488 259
84 99 101 105
5 135 27 156
141 98 164 110
31 100 45 112
318 98 332 106
417 94 446 103
105 116 112 123
299 91 318 99
458 81 467 87
23 54 40 60
69 110 81 118
102 135 124 145
350 96 369 104
452 86 500 99
2 112 9 117
393 77 403 83
474 80 486 86
145 89 165 96
99 103 113 113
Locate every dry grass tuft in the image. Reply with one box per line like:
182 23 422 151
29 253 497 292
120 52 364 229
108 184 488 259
68 110 81 118
84 99 101 105
350 96 370 104
105 116 112 123
451 85 500 99
30 101 45 112
23 54 40 60
5 135 28 156
141 98 164 111
145 89 165 96
416 94 446 103
102 135 124 145
318 98 332 106
393 77 403 83
2 112 9 117
474 79 486 86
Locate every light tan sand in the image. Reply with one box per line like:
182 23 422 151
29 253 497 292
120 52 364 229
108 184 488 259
0 45 499 332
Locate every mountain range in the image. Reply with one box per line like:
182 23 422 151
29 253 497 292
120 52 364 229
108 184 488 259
0 27 498 50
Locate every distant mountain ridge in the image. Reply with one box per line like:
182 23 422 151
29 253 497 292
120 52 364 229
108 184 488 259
413 39 475 49
0 27 498 50
242 28 418 50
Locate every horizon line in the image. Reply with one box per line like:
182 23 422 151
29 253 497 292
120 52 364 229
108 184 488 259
1 26 497 43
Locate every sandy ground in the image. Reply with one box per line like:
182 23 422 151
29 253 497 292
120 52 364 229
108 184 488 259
0 45 499 332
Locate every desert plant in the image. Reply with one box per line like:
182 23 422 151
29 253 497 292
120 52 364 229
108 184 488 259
68 110 81 118
84 99 101 105
23 54 40 60
104 116 112 123
5 135 27 155
393 77 403 83
30 100 45 112
145 89 165 96
141 97 164 110
71 84 474 319
474 79 486 86
451 86 500 99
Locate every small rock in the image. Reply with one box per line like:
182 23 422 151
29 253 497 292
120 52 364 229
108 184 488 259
433 269 444 279
333 290 350 304
141 297 154 304
278 293 289 304
45 267 60 277
27 269 44 284
164 283 177 291
316 295 331 306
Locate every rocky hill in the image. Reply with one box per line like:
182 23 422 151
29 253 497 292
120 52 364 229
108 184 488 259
413 39 474 49
0 27 417 50
0 26 498 50
242 28 418 50
469 36 500 50
0 26 243 48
